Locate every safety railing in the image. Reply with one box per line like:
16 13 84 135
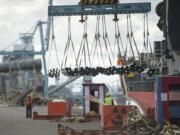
127 79 155 92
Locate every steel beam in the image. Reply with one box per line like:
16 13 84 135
48 3 151 16
48 76 80 95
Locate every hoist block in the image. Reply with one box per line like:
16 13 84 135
79 0 119 5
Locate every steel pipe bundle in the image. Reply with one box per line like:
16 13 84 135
60 63 152 77
48 63 157 78
48 68 60 78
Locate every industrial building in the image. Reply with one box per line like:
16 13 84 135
0 33 44 103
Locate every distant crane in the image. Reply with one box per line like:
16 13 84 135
0 21 49 97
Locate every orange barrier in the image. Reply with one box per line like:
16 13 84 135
48 102 71 116
101 105 133 129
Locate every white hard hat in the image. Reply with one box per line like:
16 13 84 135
106 92 111 96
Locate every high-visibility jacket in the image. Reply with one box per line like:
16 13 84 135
26 97 32 106
104 96 113 105
127 72 135 78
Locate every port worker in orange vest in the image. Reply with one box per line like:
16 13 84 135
117 58 125 66
25 95 33 118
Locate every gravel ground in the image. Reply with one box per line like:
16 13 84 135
0 106 57 135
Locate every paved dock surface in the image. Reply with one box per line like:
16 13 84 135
60 121 101 131
0 106 57 135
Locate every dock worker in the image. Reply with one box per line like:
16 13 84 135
104 93 113 105
25 95 33 118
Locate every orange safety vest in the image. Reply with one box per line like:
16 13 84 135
26 96 32 106
117 59 125 66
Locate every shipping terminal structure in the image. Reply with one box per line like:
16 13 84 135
0 0 180 135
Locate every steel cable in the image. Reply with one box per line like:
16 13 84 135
146 13 154 66
61 16 78 69
143 13 153 66
48 17 61 68
145 13 150 65
127 14 135 62
77 16 91 67
129 14 141 62
115 21 122 61
143 13 149 65
102 15 113 66
114 15 126 65
90 16 105 67
116 20 125 55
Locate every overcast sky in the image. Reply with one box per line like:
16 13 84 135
0 0 163 87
